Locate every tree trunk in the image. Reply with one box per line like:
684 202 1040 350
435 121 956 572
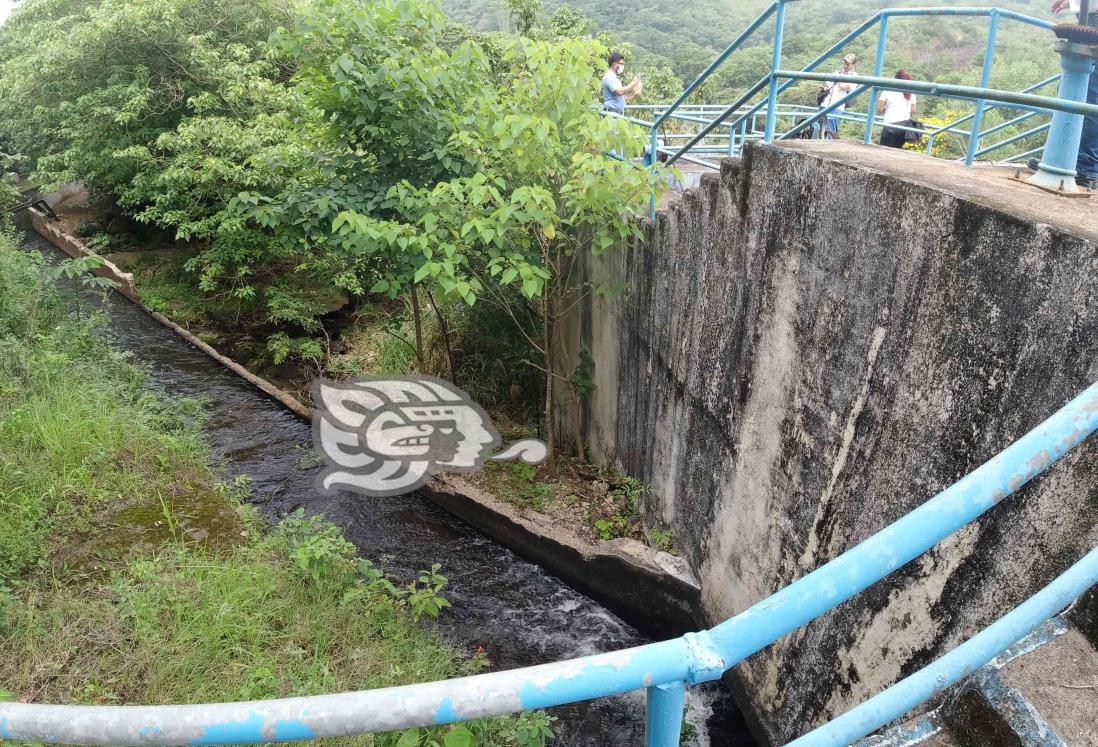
572 381 585 461
426 289 455 383
542 289 556 471
410 287 426 373
555 315 586 461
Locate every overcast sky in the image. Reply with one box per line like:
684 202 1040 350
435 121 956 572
0 1 13 24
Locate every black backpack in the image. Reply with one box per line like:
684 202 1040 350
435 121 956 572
903 119 925 144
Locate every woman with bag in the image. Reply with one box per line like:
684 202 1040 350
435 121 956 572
877 70 918 148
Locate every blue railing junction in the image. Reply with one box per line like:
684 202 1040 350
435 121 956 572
5 4 1098 746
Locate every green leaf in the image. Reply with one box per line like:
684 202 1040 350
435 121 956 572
394 729 421 747
443 726 476 747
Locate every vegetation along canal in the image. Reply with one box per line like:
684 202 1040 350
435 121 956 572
18 221 750 746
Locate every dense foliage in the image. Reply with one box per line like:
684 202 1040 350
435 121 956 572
442 0 1060 87
0 0 672 460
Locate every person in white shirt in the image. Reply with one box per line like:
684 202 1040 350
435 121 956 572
820 54 858 138
876 70 918 149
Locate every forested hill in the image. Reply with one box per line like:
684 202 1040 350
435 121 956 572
440 0 1062 105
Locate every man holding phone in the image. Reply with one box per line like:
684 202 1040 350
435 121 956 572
602 52 643 115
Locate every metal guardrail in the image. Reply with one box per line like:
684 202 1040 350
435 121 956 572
789 542 1098 747
628 102 1045 161
628 3 1088 176
8 197 57 220
2 381 1097 746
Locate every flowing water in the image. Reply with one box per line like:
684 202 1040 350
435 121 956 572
19 223 752 746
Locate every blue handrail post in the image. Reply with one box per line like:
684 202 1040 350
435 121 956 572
864 14 890 144
645 681 687 747
763 0 788 142
647 126 658 219
646 125 658 168
966 10 1001 165
1028 40 1096 193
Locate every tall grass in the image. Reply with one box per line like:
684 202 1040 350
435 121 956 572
0 233 209 582
0 231 552 746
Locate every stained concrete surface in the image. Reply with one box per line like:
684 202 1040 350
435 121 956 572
561 140 1098 744
998 629 1098 745
780 139 1098 243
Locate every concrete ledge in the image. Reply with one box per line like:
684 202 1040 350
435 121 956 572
28 208 139 301
26 211 699 638
422 474 700 637
28 208 313 419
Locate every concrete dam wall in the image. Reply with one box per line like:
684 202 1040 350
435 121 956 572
561 140 1098 744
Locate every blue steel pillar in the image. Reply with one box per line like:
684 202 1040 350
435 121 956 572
1028 40 1096 193
645 681 687 747
763 0 787 142
966 10 1000 165
864 15 890 144
647 126 658 219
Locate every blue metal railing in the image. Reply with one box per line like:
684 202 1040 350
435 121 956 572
634 3 1091 175
2 381 1097 746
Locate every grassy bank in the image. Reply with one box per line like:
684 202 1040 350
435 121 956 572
0 229 553 747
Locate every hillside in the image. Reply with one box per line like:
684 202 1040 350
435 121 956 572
441 0 1063 108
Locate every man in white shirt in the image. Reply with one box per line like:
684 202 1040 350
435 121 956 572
877 70 918 148
820 54 858 138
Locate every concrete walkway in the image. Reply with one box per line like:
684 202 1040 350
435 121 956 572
775 139 1098 244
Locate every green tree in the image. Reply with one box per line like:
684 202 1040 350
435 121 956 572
236 0 494 367
332 37 672 463
0 0 293 193
546 5 594 38
502 0 542 35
